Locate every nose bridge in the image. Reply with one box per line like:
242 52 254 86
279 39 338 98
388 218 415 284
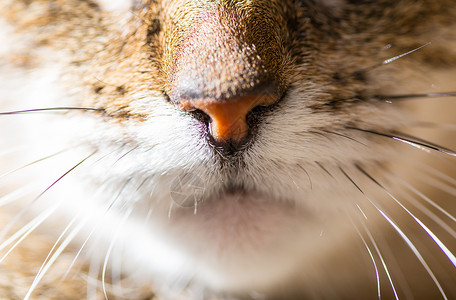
169 8 268 99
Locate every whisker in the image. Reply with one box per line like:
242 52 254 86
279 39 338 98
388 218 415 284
32 151 98 205
113 146 139 166
355 203 368 220
107 179 132 211
64 174 142 286
370 228 416 299
0 186 36 207
348 217 381 299
61 224 95 282
414 174 456 200
392 130 456 155
346 127 456 157
297 164 313 190
394 172 456 225
62 179 133 281
315 161 333 178
357 166 456 268
168 201 175 219
285 169 302 191
339 167 399 299
111 243 123 295
403 121 456 131
0 148 72 179
340 167 448 299
363 42 432 73
360 219 400 300
322 130 368 146
416 162 456 187
0 206 57 261
308 130 328 139
143 207 154 226
102 207 135 300
376 92 456 101
382 42 433 65
136 177 151 196
24 221 85 300
375 210 448 299
36 214 81 282
0 107 104 115
399 185 456 239
383 159 456 236
0 152 96 244
87 254 101 300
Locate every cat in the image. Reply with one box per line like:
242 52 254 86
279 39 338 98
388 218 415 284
0 0 455 299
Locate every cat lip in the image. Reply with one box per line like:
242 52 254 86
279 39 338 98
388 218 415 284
168 173 263 209
170 184 277 210
202 188 294 210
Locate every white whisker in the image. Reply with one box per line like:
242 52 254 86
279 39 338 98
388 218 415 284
0 186 36 207
357 213 400 300
393 175 456 229
36 214 82 281
400 177 456 223
355 203 368 220
418 175 456 197
87 254 102 300
113 146 139 166
360 168 456 268
0 148 71 179
111 242 123 295
356 166 451 298
102 207 135 300
0 206 57 262
0 152 97 241
168 201 174 219
376 208 447 299
340 167 399 299
382 42 432 65
400 189 456 239
349 217 381 299
62 175 138 284
24 221 85 300
416 162 456 187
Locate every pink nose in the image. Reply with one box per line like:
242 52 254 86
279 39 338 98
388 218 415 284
180 94 278 142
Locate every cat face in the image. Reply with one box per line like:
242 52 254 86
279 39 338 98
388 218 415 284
1 0 456 298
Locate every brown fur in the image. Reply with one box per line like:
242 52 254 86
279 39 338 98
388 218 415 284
1 0 456 299
5 0 456 119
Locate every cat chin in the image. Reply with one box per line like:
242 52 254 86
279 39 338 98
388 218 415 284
166 191 304 247
59 180 329 295
111 189 355 294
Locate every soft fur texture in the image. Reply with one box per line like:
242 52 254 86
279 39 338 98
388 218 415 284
0 0 455 299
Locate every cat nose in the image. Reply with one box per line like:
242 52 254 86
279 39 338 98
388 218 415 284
179 93 278 143
164 7 287 144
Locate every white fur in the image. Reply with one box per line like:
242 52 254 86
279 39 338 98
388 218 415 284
0 19 405 295
96 0 134 14
1 4 455 299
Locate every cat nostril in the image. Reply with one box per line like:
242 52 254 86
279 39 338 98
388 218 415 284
180 93 279 143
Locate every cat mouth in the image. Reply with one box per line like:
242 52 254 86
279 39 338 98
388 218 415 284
165 188 307 255
169 172 254 208
170 186 257 210
168 167 297 213
170 184 296 217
